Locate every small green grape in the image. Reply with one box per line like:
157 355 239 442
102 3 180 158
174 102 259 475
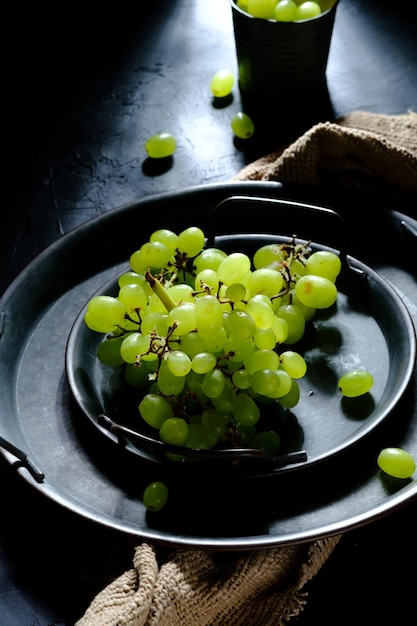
159 417 189 445
247 0 277 19
143 481 168 511
210 69 235 97
96 336 125 366
139 393 174 429
338 369 374 397
231 112 255 139
377 447 416 479
295 1 321 20
274 0 298 21
145 133 177 159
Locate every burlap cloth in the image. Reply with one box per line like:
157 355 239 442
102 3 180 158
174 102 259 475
76 110 417 626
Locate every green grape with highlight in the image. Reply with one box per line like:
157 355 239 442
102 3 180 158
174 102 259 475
210 69 235 98
338 369 374 397
145 133 176 159
377 447 416 479
143 481 168 512
231 112 255 139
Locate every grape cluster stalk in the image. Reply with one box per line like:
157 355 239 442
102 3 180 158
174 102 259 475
85 226 343 463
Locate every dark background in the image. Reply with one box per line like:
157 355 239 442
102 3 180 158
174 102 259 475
1 1 417 623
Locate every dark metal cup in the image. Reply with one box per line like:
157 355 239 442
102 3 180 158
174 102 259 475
230 0 339 124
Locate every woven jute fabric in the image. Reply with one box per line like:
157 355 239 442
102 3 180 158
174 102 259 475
234 110 417 208
75 109 417 626
76 539 339 626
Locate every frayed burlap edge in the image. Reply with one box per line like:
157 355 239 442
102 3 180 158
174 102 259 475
76 536 340 626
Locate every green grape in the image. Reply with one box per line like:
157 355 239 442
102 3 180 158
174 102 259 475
248 267 284 298
289 258 306 279
279 350 307 378
253 327 277 350
194 294 224 334
195 269 219 294
191 351 217 374
159 417 189 445
224 334 255 362
147 292 169 314
377 447 416 479
96 336 125 366
166 283 194 304
129 250 149 275
150 228 179 254
194 248 227 273
274 0 298 21
247 0 277 19
236 0 249 10
179 331 206 358
232 368 253 389
85 295 126 333
250 430 281 455
177 226 205 257
167 302 196 335
338 369 374 397
201 408 228 438
244 349 280 374
120 332 151 364
245 297 275 329
217 252 251 284
295 1 321 20
139 393 174 429
185 370 208 401
140 240 172 269
210 69 235 98
231 112 255 139
140 311 169 336
253 244 285 269
271 315 289 344
184 422 214 449
276 303 305 344
118 271 149 291
145 133 176 159
143 481 168 512
202 368 226 398
199 327 227 353
118 283 148 315
278 379 300 408
208 379 235 415
305 250 341 283
268 369 293 398
124 362 153 388
226 282 247 303
157 359 186 396
233 392 260 426
166 350 192 377
289 293 316 321
251 368 281 396
227 310 256 339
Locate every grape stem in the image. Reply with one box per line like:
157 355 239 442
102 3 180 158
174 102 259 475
145 269 177 312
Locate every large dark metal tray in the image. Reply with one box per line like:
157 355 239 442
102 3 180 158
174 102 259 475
1 182 417 551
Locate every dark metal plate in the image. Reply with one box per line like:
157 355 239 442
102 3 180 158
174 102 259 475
1 182 417 550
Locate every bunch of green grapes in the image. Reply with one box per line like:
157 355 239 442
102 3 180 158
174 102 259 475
236 0 335 22
85 226 341 460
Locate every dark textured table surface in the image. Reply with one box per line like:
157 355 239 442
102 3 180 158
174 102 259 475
2 1 417 623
